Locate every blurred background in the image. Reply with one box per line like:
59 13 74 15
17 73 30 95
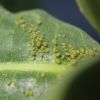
0 0 100 42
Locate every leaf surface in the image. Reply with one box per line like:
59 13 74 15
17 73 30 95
0 7 100 100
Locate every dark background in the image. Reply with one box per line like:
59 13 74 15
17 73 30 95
0 0 100 42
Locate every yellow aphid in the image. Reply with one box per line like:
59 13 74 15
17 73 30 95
24 90 33 97
55 52 61 58
32 42 35 47
51 38 57 45
30 24 35 27
36 41 42 48
80 48 85 54
31 24 38 31
32 47 35 51
28 28 33 33
38 35 43 42
68 44 72 48
15 16 26 26
85 50 89 55
42 49 46 53
40 46 44 50
79 53 83 57
32 33 37 39
76 50 80 54
45 48 49 53
43 42 48 47
88 49 95 56
93 48 96 51
64 48 68 52
6 80 16 87
2 72 7 78
20 24 27 29
62 43 66 48
83 54 86 57
55 58 61 64
70 50 78 59
33 26 38 32
70 59 77 65
32 51 36 56
65 52 70 56
53 47 59 53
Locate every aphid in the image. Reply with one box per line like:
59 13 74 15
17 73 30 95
24 90 33 97
43 42 48 47
36 41 42 48
51 37 57 45
30 24 38 32
32 56 35 60
32 51 36 56
55 52 61 58
38 48 43 53
79 53 83 57
28 27 33 33
85 50 89 55
15 16 26 26
68 44 72 48
2 72 7 78
32 42 35 47
55 58 61 64
38 37 43 42
65 52 70 56
88 49 95 56
64 48 68 52
62 43 66 49
69 50 78 59
32 32 37 39
61 55 66 59
6 80 16 87
70 54 75 59
58 34 61 37
20 24 27 29
93 48 96 51
32 47 35 51
53 47 59 53
83 54 86 57
70 59 77 65
45 48 49 53
80 48 85 54
76 50 80 54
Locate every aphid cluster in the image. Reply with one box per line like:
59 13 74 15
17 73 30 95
30 32 49 60
0 72 8 80
24 89 33 97
4 79 28 96
15 16 49 61
15 15 97 65
51 36 97 65
52 36 62 64
0 77 51 98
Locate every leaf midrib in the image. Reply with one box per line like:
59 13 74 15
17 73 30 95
0 63 68 73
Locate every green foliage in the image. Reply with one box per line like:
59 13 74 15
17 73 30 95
0 7 100 100
76 0 100 34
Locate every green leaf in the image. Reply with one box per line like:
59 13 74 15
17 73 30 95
76 0 100 34
43 56 100 100
0 7 100 100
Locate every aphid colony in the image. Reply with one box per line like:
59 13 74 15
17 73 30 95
0 71 49 97
15 15 97 65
